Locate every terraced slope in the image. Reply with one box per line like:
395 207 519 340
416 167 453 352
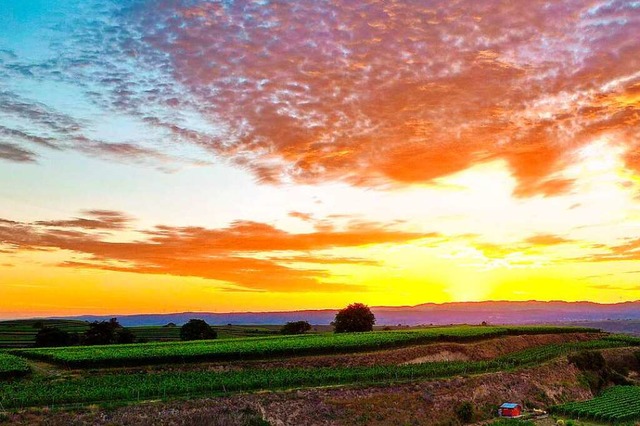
0 338 630 409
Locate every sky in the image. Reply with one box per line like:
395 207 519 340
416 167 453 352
1 0 639 318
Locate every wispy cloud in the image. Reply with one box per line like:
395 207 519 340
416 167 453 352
0 142 37 163
35 210 132 230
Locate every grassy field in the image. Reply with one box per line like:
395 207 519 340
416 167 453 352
0 338 628 409
11 325 600 368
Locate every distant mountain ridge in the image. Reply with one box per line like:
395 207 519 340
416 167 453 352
51 300 640 327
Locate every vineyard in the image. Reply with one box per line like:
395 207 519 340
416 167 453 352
11 325 599 368
552 386 640 423
0 338 628 409
604 334 640 345
0 353 30 379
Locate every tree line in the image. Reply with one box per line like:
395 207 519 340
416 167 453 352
34 303 376 347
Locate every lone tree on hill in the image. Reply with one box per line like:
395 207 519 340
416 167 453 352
180 319 217 341
281 320 312 335
333 303 376 333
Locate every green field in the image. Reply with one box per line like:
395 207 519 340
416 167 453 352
11 325 599 368
0 338 628 409
552 386 640 423
0 353 30 379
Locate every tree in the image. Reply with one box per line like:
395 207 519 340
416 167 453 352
333 303 375 333
82 318 133 345
455 401 474 424
180 319 217 341
116 327 136 344
281 320 312 335
35 326 71 347
568 350 606 371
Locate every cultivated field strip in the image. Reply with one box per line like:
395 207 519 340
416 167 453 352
0 320 89 348
552 386 640 423
603 334 640 345
11 325 599 368
0 339 629 409
0 353 30 379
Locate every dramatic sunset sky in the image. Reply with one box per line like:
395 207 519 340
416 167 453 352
1 1 639 318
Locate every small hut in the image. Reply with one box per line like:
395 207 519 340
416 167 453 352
498 402 522 418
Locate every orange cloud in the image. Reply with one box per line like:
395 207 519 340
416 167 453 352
2 1 639 197
288 211 314 222
579 238 640 263
132 0 640 196
524 234 572 246
0 212 434 292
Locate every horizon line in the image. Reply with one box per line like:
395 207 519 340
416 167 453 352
3 299 639 322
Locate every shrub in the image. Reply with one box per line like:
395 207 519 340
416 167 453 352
568 350 605 371
281 321 312 335
333 303 376 333
180 319 217 341
35 327 70 347
455 401 474 424
83 318 133 345
116 327 136 344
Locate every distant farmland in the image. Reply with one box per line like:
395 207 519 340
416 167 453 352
0 319 286 348
0 320 89 348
